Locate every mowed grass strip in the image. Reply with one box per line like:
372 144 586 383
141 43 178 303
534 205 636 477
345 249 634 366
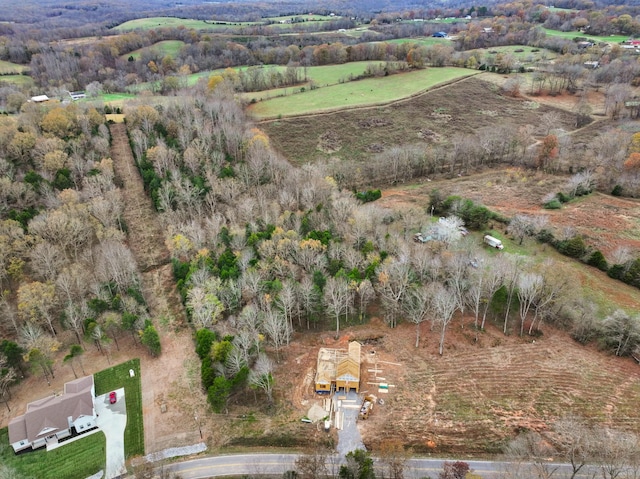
0 427 106 479
94 358 144 457
542 28 628 43
249 67 477 119
123 40 185 60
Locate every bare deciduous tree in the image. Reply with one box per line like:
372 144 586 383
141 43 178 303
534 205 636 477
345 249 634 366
295 452 329 479
517 272 543 336
261 309 290 359
431 283 458 356
402 284 431 348
323 276 352 338
248 352 274 404
376 257 412 328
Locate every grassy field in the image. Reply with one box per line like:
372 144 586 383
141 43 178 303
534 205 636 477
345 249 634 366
262 14 336 22
0 60 25 74
94 358 144 458
249 67 477 119
543 28 628 43
123 40 185 60
113 17 256 32
470 45 557 61
0 427 106 479
0 74 33 87
385 37 452 47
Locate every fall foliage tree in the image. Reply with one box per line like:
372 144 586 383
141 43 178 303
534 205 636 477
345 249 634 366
536 134 559 171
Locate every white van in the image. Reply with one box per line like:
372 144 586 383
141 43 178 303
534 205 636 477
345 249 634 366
484 235 504 250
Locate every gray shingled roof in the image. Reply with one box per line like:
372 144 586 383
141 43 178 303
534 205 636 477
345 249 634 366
8 375 94 445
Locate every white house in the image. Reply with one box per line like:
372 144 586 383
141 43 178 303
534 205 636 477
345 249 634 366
8 375 96 453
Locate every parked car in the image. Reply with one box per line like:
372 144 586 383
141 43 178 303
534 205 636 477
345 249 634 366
109 391 117 404
432 31 447 37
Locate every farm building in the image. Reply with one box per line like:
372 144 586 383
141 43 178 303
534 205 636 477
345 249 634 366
315 341 362 393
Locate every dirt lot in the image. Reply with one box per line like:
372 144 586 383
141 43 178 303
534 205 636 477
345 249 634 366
279 315 640 456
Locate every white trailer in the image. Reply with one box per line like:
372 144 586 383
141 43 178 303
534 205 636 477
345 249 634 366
484 235 504 250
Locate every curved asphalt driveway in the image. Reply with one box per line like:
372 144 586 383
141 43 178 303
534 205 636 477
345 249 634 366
95 388 127 479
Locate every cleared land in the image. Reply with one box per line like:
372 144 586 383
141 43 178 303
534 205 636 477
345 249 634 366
260 74 575 163
123 40 185 60
379 169 640 298
248 67 478 119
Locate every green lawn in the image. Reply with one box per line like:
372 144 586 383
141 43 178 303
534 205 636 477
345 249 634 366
248 67 478 119
113 17 256 32
94 358 144 457
0 427 106 479
542 28 628 43
123 40 185 60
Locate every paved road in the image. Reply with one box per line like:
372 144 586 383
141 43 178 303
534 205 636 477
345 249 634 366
166 453 569 479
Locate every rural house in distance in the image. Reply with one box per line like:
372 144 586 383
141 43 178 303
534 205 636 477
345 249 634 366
315 341 362 393
8 376 97 453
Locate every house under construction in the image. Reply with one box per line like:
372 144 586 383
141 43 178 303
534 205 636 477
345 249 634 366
315 341 361 394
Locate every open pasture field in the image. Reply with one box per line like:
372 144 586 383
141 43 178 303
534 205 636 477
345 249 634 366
239 62 385 102
123 40 185 60
260 75 575 163
113 17 256 32
249 67 477 119
543 28 628 43
263 14 336 22
385 37 452 47
471 45 557 61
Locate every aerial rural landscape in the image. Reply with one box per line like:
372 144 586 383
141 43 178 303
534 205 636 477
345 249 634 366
2 0 640 477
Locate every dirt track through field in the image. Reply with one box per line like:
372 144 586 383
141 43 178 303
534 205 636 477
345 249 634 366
109 124 198 455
